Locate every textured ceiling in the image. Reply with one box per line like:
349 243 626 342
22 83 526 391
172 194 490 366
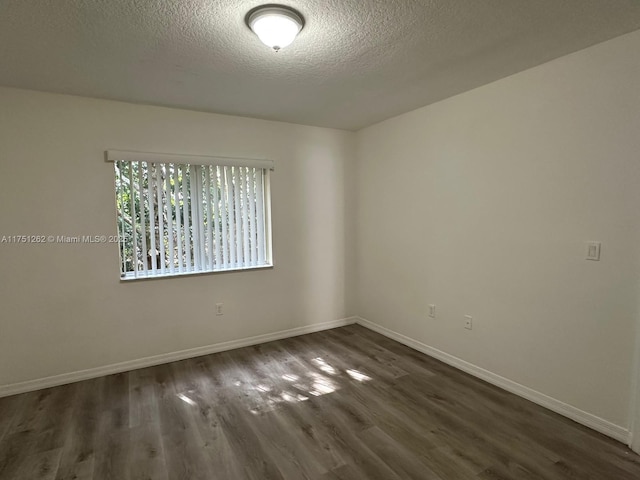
1 0 640 130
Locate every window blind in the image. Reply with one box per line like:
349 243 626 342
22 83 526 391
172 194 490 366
108 151 272 279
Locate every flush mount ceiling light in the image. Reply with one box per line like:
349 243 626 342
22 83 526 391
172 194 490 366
246 4 304 52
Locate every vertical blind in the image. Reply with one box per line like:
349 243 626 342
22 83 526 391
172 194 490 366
109 152 272 279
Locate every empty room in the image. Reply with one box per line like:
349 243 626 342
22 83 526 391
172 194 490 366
2 1 640 479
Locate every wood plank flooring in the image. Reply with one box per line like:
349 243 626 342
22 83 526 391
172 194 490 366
1 324 639 479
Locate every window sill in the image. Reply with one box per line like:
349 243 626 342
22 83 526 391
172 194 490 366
119 264 273 282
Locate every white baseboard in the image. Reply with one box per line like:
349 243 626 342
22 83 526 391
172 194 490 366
0 317 357 398
355 316 629 444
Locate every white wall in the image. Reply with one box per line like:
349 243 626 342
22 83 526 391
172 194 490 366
0 88 356 387
355 30 640 431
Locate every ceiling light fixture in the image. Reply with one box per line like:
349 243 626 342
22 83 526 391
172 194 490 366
246 4 304 52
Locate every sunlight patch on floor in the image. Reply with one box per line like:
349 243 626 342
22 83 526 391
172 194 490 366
177 393 197 406
220 356 376 416
312 357 337 375
346 369 371 382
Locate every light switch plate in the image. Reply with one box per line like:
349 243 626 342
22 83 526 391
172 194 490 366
586 241 601 261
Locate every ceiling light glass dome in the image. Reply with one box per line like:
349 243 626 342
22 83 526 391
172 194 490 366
247 5 304 52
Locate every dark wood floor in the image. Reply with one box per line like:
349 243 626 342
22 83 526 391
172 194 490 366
0 325 639 479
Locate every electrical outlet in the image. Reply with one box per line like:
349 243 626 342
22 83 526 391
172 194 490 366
216 303 224 316
428 304 436 318
464 315 472 330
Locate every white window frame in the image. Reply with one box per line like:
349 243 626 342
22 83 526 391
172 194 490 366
106 150 273 280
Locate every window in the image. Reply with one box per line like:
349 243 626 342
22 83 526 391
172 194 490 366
108 150 273 279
